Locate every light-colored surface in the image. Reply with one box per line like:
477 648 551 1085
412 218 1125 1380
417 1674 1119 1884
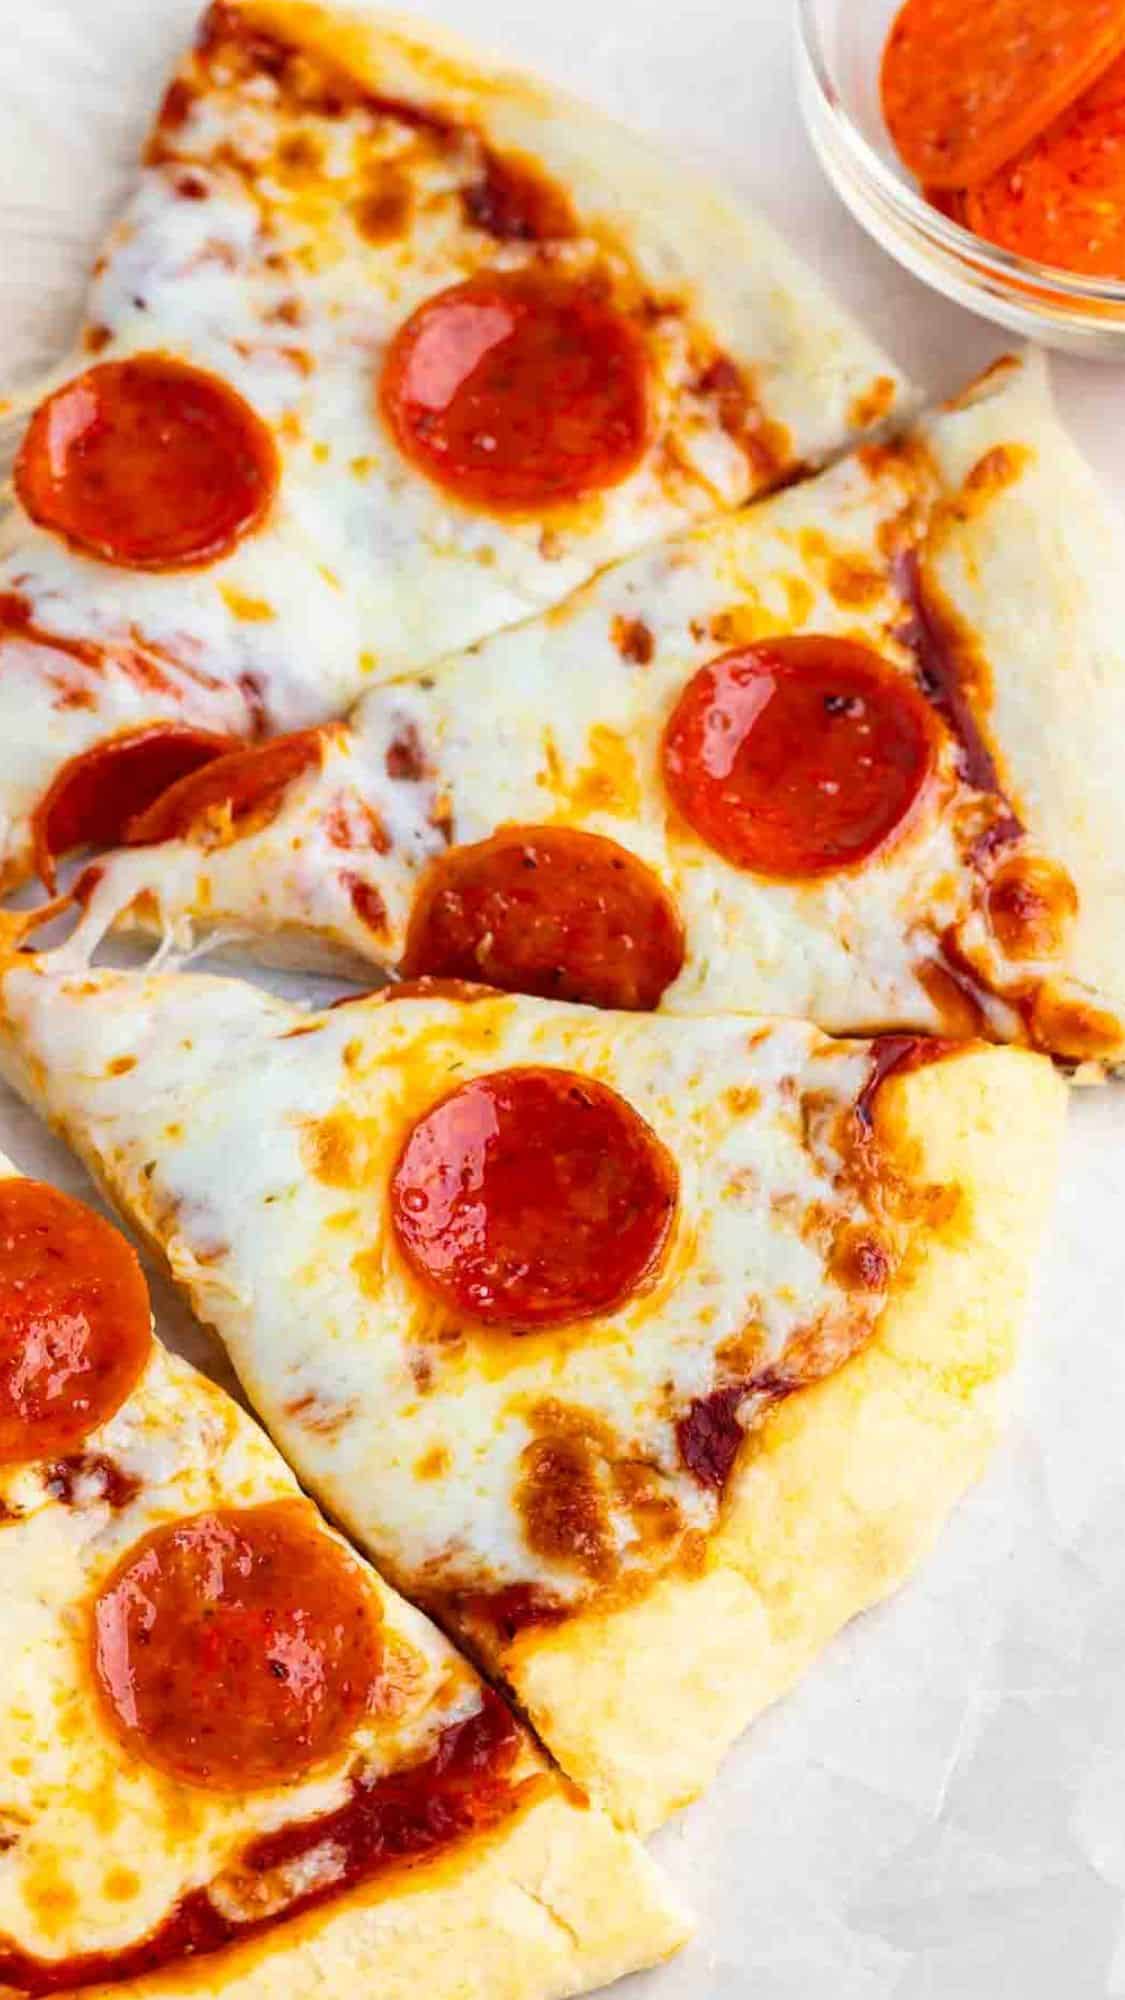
1 2 1124 1997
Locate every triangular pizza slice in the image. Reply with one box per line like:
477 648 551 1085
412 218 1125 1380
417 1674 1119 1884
0 939 1066 1832
0 1149 686 1997
64 351 1125 1073
0 0 906 900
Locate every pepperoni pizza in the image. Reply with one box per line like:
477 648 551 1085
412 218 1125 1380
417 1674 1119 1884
0 939 1066 1831
65 350 1125 1071
0 0 905 900
0 1152 685 1996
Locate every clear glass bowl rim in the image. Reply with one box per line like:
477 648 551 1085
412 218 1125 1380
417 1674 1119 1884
795 0 1125 306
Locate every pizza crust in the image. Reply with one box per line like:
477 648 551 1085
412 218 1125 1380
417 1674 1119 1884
72 1785 688 2000
502 1046 1066 1832
920 351 1125 1042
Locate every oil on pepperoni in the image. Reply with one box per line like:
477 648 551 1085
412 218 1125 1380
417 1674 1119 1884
380 270 648 512
0 1181 151 1466
402 825 685 1010
662 637 937 879
91 1501 383 1790
125 728 324 846
32 724 241 889
391 1066 677 1328
15 355 279 570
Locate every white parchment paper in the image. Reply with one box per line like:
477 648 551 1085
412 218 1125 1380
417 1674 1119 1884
1 3 1123 1993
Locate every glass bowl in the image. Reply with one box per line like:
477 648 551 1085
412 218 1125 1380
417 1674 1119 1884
796 0 1125 358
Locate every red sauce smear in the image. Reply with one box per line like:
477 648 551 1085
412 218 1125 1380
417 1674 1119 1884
402 825 685 1011
391 1066 678 1328
663 636 938 879
894 550 1016 803
0 1180 152 1467
380 270 649 513
15 355 279 571
125 729 324 846
31 724 241 890
0 1689 520 1995
92 1501 383 1791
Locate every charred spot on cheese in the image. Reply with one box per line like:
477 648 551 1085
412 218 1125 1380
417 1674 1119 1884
516 1434 615 1580
1028 987 1124 1064
389 1066 678 1329
829 1222 893 1292
91 1501 384 1791
452 1582 568 1645
917 954 991 1039
380 269 649 514
462 146 577 241
401 824 685 1011
676 1383 747 1491
692 351 790 487
15 356 279 572
986 855 1077 962
663 637 938 879
44 1453 141 1512
0 1181 152 1468
386 722 428 782
0 1687 521 1995
611 614 655 665
346 874 390 935
353 167 414 244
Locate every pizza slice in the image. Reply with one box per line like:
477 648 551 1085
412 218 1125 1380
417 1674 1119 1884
0 0 906 900
0 934 1066 1832
0 1150 686 1997
63 350 1125 1072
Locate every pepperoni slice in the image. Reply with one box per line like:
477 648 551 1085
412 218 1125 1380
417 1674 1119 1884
964 54 1125 275
881 0 1125 189
15 355 279 569
0 1180 151 1467
32 725 241 890
379 271 648 513
662 637 937 879
92 1501 383 1790
125 729 324 847
402 826 685 1011
391 1067 677 1328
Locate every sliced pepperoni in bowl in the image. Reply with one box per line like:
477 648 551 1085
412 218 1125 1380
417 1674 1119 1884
662 636 938 880
379 270 649 513
15 354 279 570
0 1180 152 1466
390 1066 678 1329
402 824 685 1011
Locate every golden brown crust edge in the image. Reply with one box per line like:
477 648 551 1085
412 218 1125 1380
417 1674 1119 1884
506 1046 1067 1835
66 1785 688 2000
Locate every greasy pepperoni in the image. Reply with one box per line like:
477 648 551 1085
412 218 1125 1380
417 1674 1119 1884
15 355 279 569
880 0 1125 189
402 825 685 1011
380 271 648 513
92 1501 383 1790
125 728 323 846
0 1180 151 1467
662 637 937 879
964 54 1125 276
390 1066 677 1328
32 725 241 889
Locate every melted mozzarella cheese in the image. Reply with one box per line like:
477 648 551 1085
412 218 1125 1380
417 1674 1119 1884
0 968 907 1619
0 1157 508 1967
78 351 1124 1063
0 0 905 890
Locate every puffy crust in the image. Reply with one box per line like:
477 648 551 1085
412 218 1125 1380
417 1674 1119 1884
920 351 1125 1038
503 1046 1066 1832
72 1786 688 2000
235 0 910 468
